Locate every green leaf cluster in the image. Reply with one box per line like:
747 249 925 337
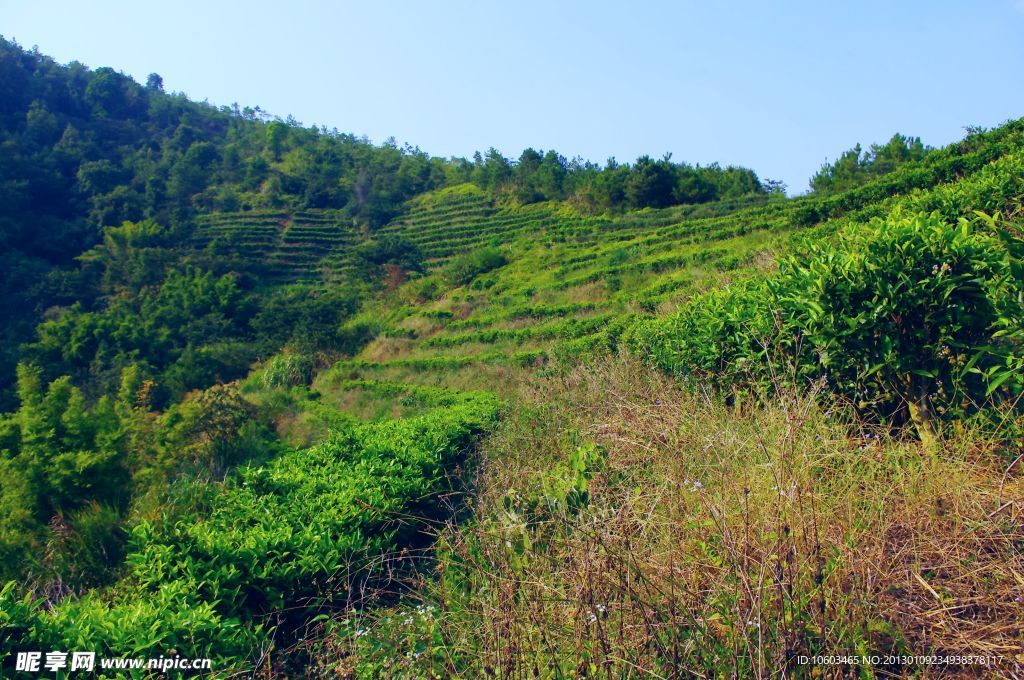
0 390 501 668
628 212 1024 431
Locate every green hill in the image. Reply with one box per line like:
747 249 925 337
1 38 1023 678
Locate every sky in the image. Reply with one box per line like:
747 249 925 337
3 0 1024 193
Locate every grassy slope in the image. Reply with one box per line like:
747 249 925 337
332 360 1023 677
283 124 1023 676
124 120 1024 675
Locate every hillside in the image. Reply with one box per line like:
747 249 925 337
309 124 1024 677
1 39 1023 679
0 36 769 411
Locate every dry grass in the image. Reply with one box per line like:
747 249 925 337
358 335 415 362
399 315 446 336
554 282 609 305
324 356 1023 678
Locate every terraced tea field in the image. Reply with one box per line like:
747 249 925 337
191 123 1024 401
309 124 1024 677
192 209 364 282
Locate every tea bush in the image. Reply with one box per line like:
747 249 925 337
444 247 508 286
628 211 1024 437
0 389 502 669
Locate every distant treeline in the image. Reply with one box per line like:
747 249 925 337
465 148 768 209
809 133 932 193
0 35 767 259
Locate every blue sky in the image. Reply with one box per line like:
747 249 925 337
4 0 1024 193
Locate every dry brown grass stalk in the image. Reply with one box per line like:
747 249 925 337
325 356 1024 678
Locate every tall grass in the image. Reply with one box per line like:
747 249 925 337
328 357 1024 677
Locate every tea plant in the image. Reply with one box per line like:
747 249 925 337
0 388 501 669
628 211 1024 439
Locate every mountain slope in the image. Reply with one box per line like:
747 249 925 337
1 39 1023 677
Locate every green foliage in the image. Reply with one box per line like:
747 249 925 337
811 133 931 194
503 442 607 522
777 212 1023 426
2 36 1024 676
0 38 446 401
792 120 1024 229
0 388 501 666
625 155 678 208
423 313 614 349
444 302 601 331
78 219 173 292
28 266 254 401
250 285 361 355
259 352 314 389
629 212 1024 434
333 350 547 373
0 364 128 581
444 247 508 286
0 365 287 588
43 503 125 591
355 235 425 274
265 120 288 159
160 382 257 476
398 275 443 304
627 279 776 386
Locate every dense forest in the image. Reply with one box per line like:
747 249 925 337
2 37 1021 678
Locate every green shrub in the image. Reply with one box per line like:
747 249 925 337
0 389 502 667
336 318 381 356
775 211 1023 438
501 442 606 525
0 366 130 581
42 502 125 591
629 212 1024 439
259 352 314 389
399 276 442 304
250 285 361 355
355 235 425 274
445 247 508 286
